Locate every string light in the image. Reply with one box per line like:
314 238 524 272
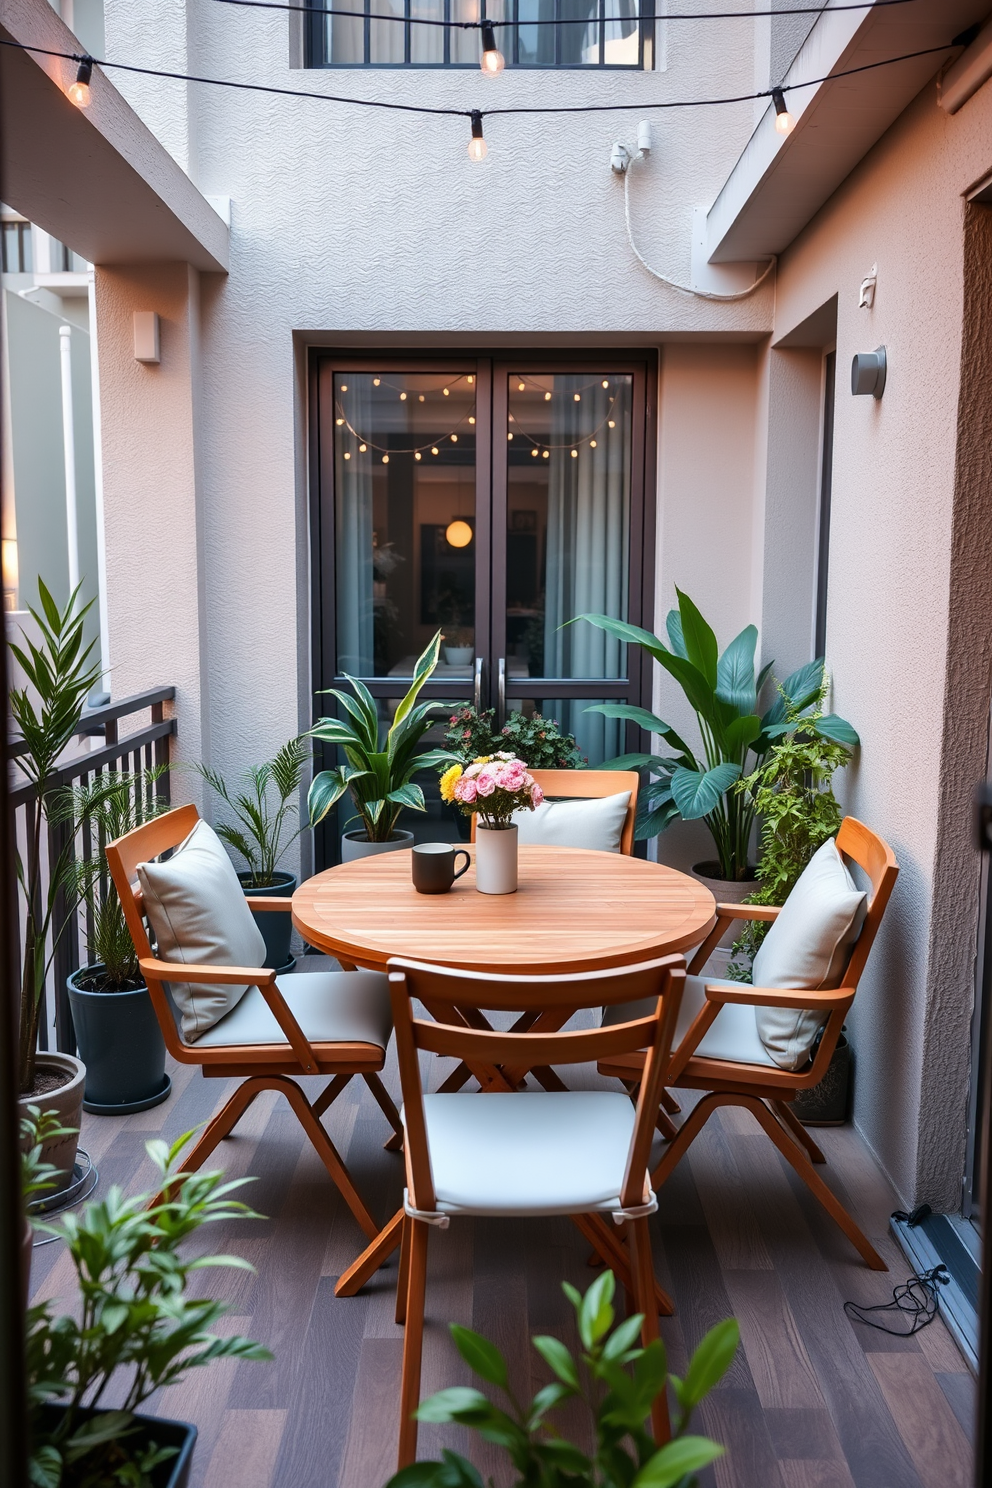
468 111 487 162
451 433 458 442
468 415 476 424
431 446 439 455
590 439 597 447
602 380 609 388
518 382 526 391
480 18 505 76
419 393 425 401
542 450 549 458
571 449 578 458
608 420 616 428
344 451 351 459
415 451 422 460
400 391 407 400
382 454 389 463
508 432 513 440
359 443 367 451
443 387 450 395
67 55 93 106
341 383 348 391
373 377 380 385
574 393 581 402
772 87 795 135
544 391 552 401
531 449 539 457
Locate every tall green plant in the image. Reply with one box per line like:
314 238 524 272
54 767 171 990
9 580 100 1092
309 631 456 842
384 1269 739 1488
575 591 858 881
195 736 310 887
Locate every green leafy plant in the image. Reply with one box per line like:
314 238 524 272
444 706 586 770
9 579 101 1093
309 631 456 842
195 736 310 888
727 678 856 979
575 591 858 881
27 1129 271 1488
22 1107 77 1207
53 768 172 991
383 1269 739 1488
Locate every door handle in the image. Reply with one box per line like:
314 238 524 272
474 655 484 712
497 657 506 727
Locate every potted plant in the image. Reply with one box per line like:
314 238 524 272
309 631 457 861
439 754 543 894
21 1107 76 1302
576 590 857 893
9 579 100 1191
196 736 310 970
27 1128 271 1488
444 705 586 769
383 1268 738 1488
55 767 173 1114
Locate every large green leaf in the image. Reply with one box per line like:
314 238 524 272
680 1319 740 1407
308 715 367 753
387 783 426 811
577 1269 615 1349
815 713 860 747
670 763 741 821
633 1436 725 1488
415 1387 491 1424
676 588 718 687
716 624 758 714
654 650 718 723
532 1334 580 1390
780 658 825 714
721 713 762 758
383 1451 483 1488
308 768 369 825
584 704 695 761
389 631 443 736
572 613 669 664
450 1324 508 1388
666 609 687 659
635 800 681 839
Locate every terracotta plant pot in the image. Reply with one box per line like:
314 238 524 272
691 863 758 949
341 829 414 862
17 1052 85 1196
476 824 518 895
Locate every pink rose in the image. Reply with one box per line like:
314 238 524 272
476 769 497 797
530 783 544 807
498 764 525 791
456 777 478 803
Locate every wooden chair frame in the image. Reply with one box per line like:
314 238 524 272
470 769 640 856
599 817 899 1271
105 804 403 1240
386 954 684 1468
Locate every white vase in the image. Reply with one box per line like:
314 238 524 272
475 824 518 894
341 829 414 862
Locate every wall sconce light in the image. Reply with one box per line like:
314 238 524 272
851 345 886 399
133 311 160 364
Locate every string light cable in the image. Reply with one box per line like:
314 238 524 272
843 1265 949 1337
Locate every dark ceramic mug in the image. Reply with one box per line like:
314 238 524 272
411 842 471 895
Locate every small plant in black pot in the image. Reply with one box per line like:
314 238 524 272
56 767 173 1115
196 735 310 971
27 1128 270 1488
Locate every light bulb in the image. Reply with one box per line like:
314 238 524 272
571 449 578 459
544 391 552 401
373 377 380 386
382 455 389 464
415 451 422 460
451 434 458 442
480 19 505 75
469 416 476 424
431 447 439 455
590 439 597 448
518 381 525 391
542 450 549 459
336 417 344 425
468 110 487 161
443 387 450 396
772 87 794 135
400 392 407 400
508 432 514 441
419 394 425 401
359 443 367 452
467 375 474 383
341 384 348 391
344 452 351 460
608 420 616 429
531 448 539 458
445 519 474 548
67 57 93 107
602 380 609 388
574 393 581 402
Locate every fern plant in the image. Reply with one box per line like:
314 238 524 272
196 736 310 887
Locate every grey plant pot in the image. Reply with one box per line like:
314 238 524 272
239 871 297 973
67 968 170 1115
341 829 415 862
792 1033 852 1126
17 1051 85 1195
691 863 758 949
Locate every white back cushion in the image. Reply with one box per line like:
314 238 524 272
752 837 867 1069
512 791 631 853
138 819 267 1043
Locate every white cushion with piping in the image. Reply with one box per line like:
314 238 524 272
194 970 392 1050
511 791 631 853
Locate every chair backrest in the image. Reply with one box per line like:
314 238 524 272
105 803 201 1059
834 816 899 992
388 955 684 1214
469 769 639 855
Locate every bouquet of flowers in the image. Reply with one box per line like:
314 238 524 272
440 753 544 831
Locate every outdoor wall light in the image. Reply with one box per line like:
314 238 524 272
851 345 887 399
468 111 487 160
133 311 161 365
67 56 93 107
480 21 505 75
771 88 795 135
445 519 474 548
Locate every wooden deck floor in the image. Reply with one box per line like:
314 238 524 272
29 976 975 1488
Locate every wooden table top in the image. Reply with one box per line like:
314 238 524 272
292 845 716 975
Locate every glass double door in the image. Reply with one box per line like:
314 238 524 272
311 354 655 854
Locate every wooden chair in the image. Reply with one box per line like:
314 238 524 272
599 817 899 1271
387 953 685 1468
470 769 640 855
105 804 402 1240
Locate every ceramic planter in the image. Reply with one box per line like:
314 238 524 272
443 645 474 666
67 968 170 1115
37 1405 197 1488
341 829 414 862
792 1033 852 1126
475 824 518 894
239 871 297 972
17 1052 85 1195
691 863 758 948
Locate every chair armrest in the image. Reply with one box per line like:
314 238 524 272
713 904 781 923
686 903 782 975
704 981 853 1011
244 897 294 912
139 957 277 986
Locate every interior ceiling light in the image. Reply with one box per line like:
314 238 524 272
468 110 487 161
67 56 93 106
480 19 505 76
445 519 473 548
772 87 795 135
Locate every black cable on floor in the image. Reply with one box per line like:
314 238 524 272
844 1265 950 1337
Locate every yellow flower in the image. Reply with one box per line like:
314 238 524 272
439 764 463 803
472 755 492 765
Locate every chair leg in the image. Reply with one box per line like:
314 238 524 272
661 1089 681 1116
651 1093 725 1191
395 1215 411 1325
276 1077 380 1240
149 1075 269 1203
335 1207 405 1297
771 1099 826 1163
573 1213 675 1317
436 1063 475 1094
628 1216 671 1446
363 1072 405 1152
397 1219 430 1470
655 1109 679 1142
312 1073 353 1119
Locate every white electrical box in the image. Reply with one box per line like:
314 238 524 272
133 311 161 364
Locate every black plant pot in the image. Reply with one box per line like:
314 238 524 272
67 968 170 1115
240 871 297 973
38 1404 196 1488
792 1033 852 1126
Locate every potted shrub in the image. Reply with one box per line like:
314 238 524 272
576 590 857 896
383 1268 739 1488
55 768 172 1114
309 631 457 861
444 705 586 769
196 736 310 970
27 1128 271 1488
9 580 100 1191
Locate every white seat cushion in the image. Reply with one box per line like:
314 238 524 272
511 791 631 853
603 975 778 1068
411 1091 638 1216
138 819 267 1042
194 970 392 1050
752 837 866 1069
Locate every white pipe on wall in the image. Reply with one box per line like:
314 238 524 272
87 273 111 689
58 323 80 595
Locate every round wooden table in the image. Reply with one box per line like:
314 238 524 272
292 844 716 975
